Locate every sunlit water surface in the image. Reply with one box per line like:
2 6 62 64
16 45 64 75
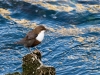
0 0 100 75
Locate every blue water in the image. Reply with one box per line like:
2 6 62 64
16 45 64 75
0 0 100 75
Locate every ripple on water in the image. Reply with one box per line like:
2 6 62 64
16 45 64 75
0 0 100 75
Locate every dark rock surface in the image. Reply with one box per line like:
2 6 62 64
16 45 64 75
6 50 55 75
22 50 55 75
5 72 21 75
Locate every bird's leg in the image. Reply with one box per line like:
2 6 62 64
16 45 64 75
34 46 38 50
28 48 33 54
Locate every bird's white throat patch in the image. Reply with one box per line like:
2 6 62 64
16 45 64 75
36 30 45 42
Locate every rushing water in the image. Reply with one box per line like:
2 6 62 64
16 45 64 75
0 0 100 75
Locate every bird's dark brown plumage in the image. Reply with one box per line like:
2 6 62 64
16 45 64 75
15 25 46 49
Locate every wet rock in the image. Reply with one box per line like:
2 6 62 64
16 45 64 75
5 72 21 75
6 50 55 75
22 50 55 75
36 66 55 75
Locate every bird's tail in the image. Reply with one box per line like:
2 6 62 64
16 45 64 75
14 39 25 45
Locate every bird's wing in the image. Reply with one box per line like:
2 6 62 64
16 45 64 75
26 31 37 40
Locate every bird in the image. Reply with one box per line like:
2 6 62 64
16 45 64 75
15 25 47 52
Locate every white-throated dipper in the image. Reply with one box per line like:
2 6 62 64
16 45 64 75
15 25 46 52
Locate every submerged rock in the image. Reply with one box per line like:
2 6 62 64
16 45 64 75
5 72 21 75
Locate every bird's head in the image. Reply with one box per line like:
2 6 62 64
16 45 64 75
35 25 47 34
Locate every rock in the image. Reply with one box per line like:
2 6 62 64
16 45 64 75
5 72 21 75
36 66 55 75
6 50 55 75
22 50 55 75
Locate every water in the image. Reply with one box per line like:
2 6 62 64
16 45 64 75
0 0 100 75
